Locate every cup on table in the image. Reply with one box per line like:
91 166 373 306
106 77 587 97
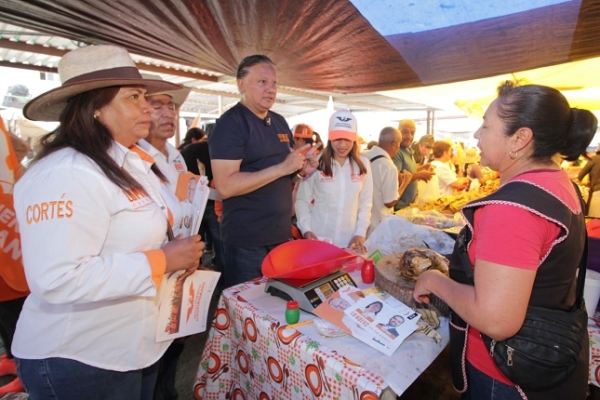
584 269 600 318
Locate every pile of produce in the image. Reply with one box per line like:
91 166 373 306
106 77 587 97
378 248 450 283
375 247 450 316
412 178 500 214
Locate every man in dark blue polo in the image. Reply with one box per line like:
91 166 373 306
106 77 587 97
210 55 315 287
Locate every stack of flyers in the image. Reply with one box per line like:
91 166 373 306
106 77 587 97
174 173 210 238
155 269 221 342
314 286 420 356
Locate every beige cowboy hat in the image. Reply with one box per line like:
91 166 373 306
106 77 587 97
23 45 183 122
141 73 191 107
464 147 481 164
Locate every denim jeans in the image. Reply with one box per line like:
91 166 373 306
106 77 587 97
462 361 523 400
154 341 185 400
222 243 281 288
16 357 159 400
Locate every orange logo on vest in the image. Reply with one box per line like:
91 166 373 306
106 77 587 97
278 134 290 143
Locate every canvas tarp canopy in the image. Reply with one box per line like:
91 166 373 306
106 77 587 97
1 0 600 96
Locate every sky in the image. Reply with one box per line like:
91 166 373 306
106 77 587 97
351 0 570 35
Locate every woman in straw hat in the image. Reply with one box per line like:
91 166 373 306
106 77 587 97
11 45 204 399
463 146 483 191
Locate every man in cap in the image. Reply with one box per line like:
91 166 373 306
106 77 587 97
411 134 434 165
210 55 316 288
292 123 323 154
292 123 313 149
362 127 402 235
392 119 435 210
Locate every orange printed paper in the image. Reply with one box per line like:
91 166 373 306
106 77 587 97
0 116 29 299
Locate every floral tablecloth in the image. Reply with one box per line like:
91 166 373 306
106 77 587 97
193 278 385 400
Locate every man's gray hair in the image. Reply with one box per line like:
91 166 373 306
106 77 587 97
378 126 400 145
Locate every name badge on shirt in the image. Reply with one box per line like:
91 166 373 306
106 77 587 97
351 173 364 183
173 160 186 173
123 188 154 210
319 172 334 182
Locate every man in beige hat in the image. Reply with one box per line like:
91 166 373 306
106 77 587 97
138 73 191 193
392 119 435 210
137 74 192 400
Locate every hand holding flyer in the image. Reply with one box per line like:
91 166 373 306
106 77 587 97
156 269 221 342
174 172 210 237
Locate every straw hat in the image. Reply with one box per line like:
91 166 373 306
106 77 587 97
464 147 481 164
24 45 183 121
141 73 191 107
417 134 434 148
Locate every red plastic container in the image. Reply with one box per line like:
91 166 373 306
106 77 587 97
361 259 375 284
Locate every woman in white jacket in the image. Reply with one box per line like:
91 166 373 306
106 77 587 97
295 110 373 252
12 45 204 400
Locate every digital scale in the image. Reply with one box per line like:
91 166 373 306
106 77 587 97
265 269 357 312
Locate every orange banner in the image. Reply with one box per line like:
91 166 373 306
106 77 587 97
0 116 29 299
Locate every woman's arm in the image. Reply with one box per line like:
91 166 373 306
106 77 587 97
354 160 373 239
414 261 535 340
414 203 550 340
577 159 593 182
295 174 316 238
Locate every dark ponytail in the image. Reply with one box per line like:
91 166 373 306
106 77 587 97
562 108 598 161
495 81 598 162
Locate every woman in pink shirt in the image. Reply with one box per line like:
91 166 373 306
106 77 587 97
414 81 597 400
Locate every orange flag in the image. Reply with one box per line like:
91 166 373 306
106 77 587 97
0 115 29 299
190 111 201 128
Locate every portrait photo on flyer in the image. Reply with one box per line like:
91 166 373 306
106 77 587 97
344 293 421 356
175 172 210 237
314 286 421 356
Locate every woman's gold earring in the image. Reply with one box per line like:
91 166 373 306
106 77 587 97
93 114 99 120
